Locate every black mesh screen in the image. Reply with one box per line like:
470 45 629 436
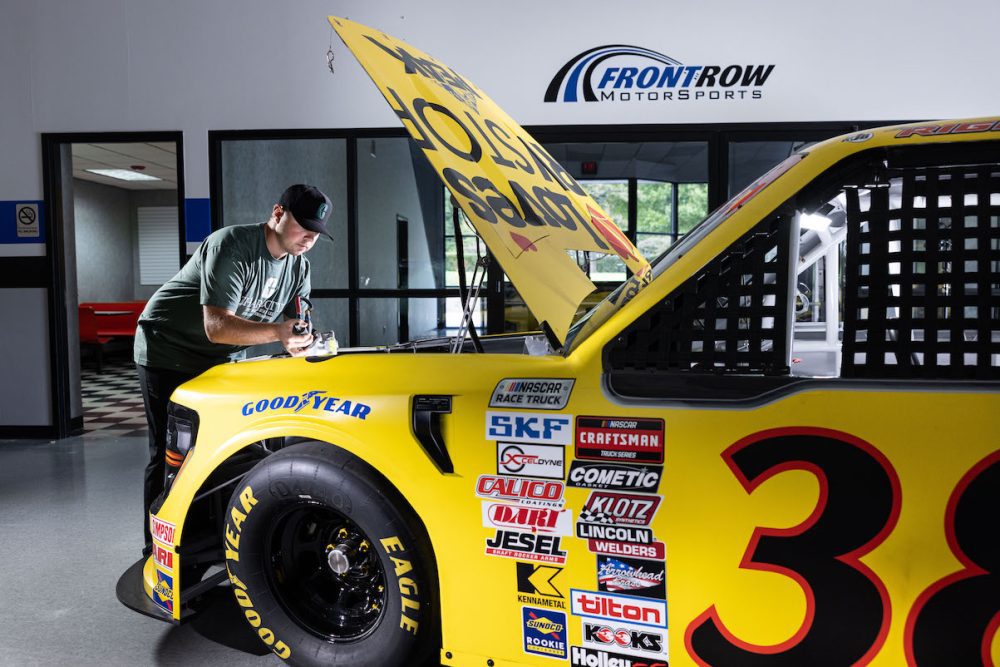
841 165 1000 379
606 215 793 375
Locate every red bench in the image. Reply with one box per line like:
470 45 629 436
79 301 146 371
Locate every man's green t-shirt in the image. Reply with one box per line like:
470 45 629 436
134 223 310 374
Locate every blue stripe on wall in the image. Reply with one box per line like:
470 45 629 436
184 198 212 243
0 201 45 244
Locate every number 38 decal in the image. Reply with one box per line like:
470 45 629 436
683 427 1000 666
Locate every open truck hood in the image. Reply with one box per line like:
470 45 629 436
329 16 649 344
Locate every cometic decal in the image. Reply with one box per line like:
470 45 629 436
487 411 572 445
597 555 666 599
575 417 664 463
523 606 568 659
486 530 567 564
497 442 565 479
490 378 575 409
517 563 566 610
482 501 572 536
241 390 371 420
567 461 661 492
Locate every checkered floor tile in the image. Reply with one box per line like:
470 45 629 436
82 359 148 438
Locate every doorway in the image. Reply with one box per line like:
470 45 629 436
41 132 185 438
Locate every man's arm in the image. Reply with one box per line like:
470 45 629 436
203 305 313 354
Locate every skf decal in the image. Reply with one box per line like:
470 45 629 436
568 461 661 492
241 390 371 420
490 378 574 409
583 620 666 658
517 563 566 610
545 44 774 104
579 491 661 527
523 606 568 659
476 475 565 508
589 539 666 561
152 542 174 569
576 417 664 463
571 589 667 629
597 555 666 599
486 530 567 564
483 501 572 535
487 411 572 445
150 515 175 547
498 442 565 480
152 568 174 613
896 119 1000 138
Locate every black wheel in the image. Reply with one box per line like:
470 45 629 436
223 442 438 666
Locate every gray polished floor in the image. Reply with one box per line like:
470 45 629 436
0 434 281 666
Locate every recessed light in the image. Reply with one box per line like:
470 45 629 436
85 168 161 182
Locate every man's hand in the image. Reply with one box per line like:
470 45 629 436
277 318 314 356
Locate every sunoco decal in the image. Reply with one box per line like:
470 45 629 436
487 411 572 445
152 568 174 614
490 378 574 409
523 606 568 659
241 390 371 420
545 44 774 105
570 589 667 629
567 461 661 492
597 555 666 599
517 563 566 610
576 417 664 463
498 442 565 480
486 530 567 564
582 620 668 661
482 501 572 536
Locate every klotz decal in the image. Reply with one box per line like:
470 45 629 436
497 442 565 480
523 606 568 659
487 411 572 445
490 378 575 409
579 491 661 527
575 417 664 463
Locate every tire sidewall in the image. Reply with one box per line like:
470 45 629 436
224 445 431 666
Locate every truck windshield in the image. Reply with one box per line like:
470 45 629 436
563 152 806 353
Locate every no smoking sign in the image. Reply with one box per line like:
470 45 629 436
15 204 39 238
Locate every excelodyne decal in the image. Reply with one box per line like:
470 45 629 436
545 44 774 105
498 442 565 479
490 378 575 409
576 417 664 463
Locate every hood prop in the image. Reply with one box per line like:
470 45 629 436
450 197 485 354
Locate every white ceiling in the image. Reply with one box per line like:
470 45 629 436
72 142 178 190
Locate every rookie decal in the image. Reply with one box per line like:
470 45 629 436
490 378 575 409
152 568 173 614
567 461 661 492
150 515 175 547
223 484 292 660
597 555 666 599
487 411 572 445
896 119 1000 138
476 475 565 508
241 390 371 420
570 589 667 628
579 491 661 527
583 621 666 657
482 501 572 535
486 530 567 564
576 417 664 463
517 563 566 610
570 645 668 667
589 540 666 561
497 442 565 479
523 607 568 659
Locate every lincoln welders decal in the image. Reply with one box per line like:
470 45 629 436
545 44 774 104
241 390 371 420
576 417 664 463
490 378 575 409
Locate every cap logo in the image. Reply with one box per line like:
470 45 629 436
317 202 329 219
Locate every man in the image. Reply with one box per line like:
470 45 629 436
134 183 332 555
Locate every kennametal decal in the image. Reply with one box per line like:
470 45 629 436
490 378 575 410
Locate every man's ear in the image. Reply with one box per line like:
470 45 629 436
273 204 284 219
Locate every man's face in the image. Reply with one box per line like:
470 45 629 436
274 209 321 256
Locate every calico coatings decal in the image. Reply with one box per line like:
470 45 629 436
576 417 664 463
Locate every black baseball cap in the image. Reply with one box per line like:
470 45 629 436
278 184 333 238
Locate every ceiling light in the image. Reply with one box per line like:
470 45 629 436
85 168 162 182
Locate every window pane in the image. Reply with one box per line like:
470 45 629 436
358 297 484 346
728 140 815 196
444 190 486 288
637 181 673 234
678 183 708 235
637 233 673 261
220 138 349 289
358 138 444 289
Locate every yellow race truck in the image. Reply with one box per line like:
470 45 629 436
117 16 1000 667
